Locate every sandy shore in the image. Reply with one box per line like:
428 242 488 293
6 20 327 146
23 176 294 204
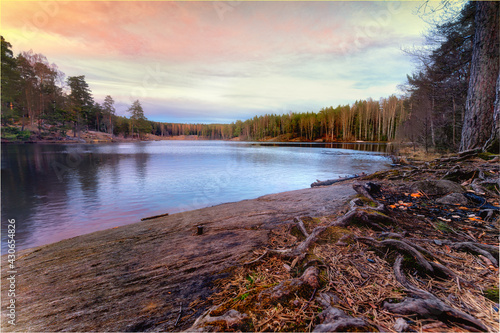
1 182 356 331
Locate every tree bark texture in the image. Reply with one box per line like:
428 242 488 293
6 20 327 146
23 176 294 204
460 1 499 151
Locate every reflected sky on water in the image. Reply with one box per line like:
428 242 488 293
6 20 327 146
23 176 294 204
1 141 391 252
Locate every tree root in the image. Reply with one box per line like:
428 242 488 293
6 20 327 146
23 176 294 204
357 237 434 273
383 255 488 332
313 292 377 332
450 242 498 267
257 266 319 307
189 308 249 332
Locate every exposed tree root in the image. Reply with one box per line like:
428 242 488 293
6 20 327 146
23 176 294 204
356 237 435 273
384 255 488 332
313 292 378 332
450 242 499 267
257 266 319 307
189 308 249 332
244 183 394 266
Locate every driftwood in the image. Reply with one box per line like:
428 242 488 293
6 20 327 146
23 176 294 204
311 175 360 187
141 212 169 221
384 256 488 332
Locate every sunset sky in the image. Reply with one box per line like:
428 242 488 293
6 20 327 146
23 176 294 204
1 1 436 123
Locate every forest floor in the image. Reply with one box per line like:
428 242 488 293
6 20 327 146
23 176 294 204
1 150 498 332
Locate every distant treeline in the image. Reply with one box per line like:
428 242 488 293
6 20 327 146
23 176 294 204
1 2 489 151
151 96 407 142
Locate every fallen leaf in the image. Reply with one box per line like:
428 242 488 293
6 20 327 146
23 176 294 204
410 192 422 198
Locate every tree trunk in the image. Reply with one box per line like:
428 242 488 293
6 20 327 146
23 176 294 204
483 71 500 152
460 1 499 151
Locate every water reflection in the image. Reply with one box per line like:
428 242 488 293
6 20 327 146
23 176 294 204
1 141 390 252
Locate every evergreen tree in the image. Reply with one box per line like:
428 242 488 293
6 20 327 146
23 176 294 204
127 100 151 139
67 75 94 137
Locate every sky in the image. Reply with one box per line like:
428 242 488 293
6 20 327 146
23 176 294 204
1 1 434 124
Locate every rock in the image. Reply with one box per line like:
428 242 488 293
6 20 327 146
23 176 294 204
436 193 468 206
411 180 464 196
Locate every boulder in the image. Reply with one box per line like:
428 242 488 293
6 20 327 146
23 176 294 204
411 180 464 196
436 193 468 206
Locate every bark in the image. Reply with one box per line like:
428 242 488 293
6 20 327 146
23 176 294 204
460 0 500 151
483 71 500 152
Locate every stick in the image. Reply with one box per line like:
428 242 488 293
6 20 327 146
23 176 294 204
141 212 169 221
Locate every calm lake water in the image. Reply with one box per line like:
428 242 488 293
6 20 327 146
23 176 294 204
1 141 390 252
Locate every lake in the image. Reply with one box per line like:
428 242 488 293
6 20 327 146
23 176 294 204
1 141 390 252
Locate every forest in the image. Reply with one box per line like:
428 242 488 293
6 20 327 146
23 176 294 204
1 1 498 153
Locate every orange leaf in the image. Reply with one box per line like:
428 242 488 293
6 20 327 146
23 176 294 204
411 193 422 198
389 205 397 209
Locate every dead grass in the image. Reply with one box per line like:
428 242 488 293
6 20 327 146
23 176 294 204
396 146 444 162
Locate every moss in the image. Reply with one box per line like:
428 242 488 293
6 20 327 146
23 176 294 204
478 151 496 161
436 221 452 233
238 292 250 301
318 226 351 244
355 195 378 207
484 183 498 192
484 287 499 303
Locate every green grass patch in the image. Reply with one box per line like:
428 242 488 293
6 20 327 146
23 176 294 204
484 287 499 303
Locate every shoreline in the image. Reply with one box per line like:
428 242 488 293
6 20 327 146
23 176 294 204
1 129 398 146
1 182 358 331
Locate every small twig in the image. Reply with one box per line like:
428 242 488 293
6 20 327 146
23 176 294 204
300 287 317 311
